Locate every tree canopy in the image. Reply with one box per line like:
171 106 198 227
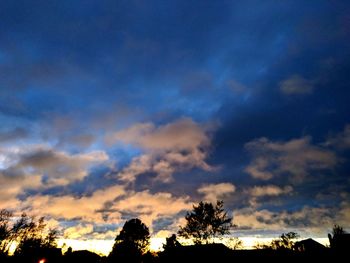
270 232 300 250
109 218 150 262
178 200 233 244
332 224 346 236
0 209 57 256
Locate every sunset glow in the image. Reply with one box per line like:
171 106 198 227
0 0 349 259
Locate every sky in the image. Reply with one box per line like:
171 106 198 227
1 0 350 254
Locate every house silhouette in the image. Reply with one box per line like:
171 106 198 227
294 238 326 252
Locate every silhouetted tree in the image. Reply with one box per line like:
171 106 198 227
109 218 150 262
14 216 58 256
0 210 59 262
270 232 299 250
163 234 181 251
0 209 12 254
332 224 345 236
328 224 348 250
254 242 272 250
178 200 233 244
1 210 58 257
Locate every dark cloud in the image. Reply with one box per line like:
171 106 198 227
0 127 28 142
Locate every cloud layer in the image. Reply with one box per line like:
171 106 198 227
245 136 338 182
109 118 214 183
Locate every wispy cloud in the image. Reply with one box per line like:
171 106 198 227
64 224 94 239
234 200 350 235
248 185 293 197
0 127 29 143
280 75 314 95
245 184 293 207
325 124 350 150
245 136 337 182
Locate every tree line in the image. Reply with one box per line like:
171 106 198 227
0 200 348 263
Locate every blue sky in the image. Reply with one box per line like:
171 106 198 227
0 0 350 248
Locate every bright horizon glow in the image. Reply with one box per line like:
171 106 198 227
57 239 114 256
57 237 330 256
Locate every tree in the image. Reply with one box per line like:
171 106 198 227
270 232 299 250
109 218 150 262
14 216 58 257
178 200 233 244
332 224 345 236
0 209 12 254
0 210 58 262
163 234 181 251
328 224 347 250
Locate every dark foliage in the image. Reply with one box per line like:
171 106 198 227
270 232 300 250
332 224 346 236
108 218 150 262
328 224 350 252
163 234 181 252
178 200 233 244
0 209 58 263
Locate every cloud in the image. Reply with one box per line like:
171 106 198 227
181 71 214 94
0 127 28 143
107 118 210 152
57 134 96 149
110 190 192 229
0 144 110 211
279 75 314 95
1 145 108 186
0 170 41 209
108 118 214 183
225 79 247 93
245 136 337 182
64 224 94 239
20 185 191 235
245 185 293 207
234 201 350 235
325 124 350 150
91 230 118 240
248 185 293 197
21 185 126 223
197 183 236 202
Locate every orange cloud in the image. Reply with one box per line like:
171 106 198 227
197 183 236 202
108 118 215 183
64 224 94 239
110 190 192 229
21 185 125 222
